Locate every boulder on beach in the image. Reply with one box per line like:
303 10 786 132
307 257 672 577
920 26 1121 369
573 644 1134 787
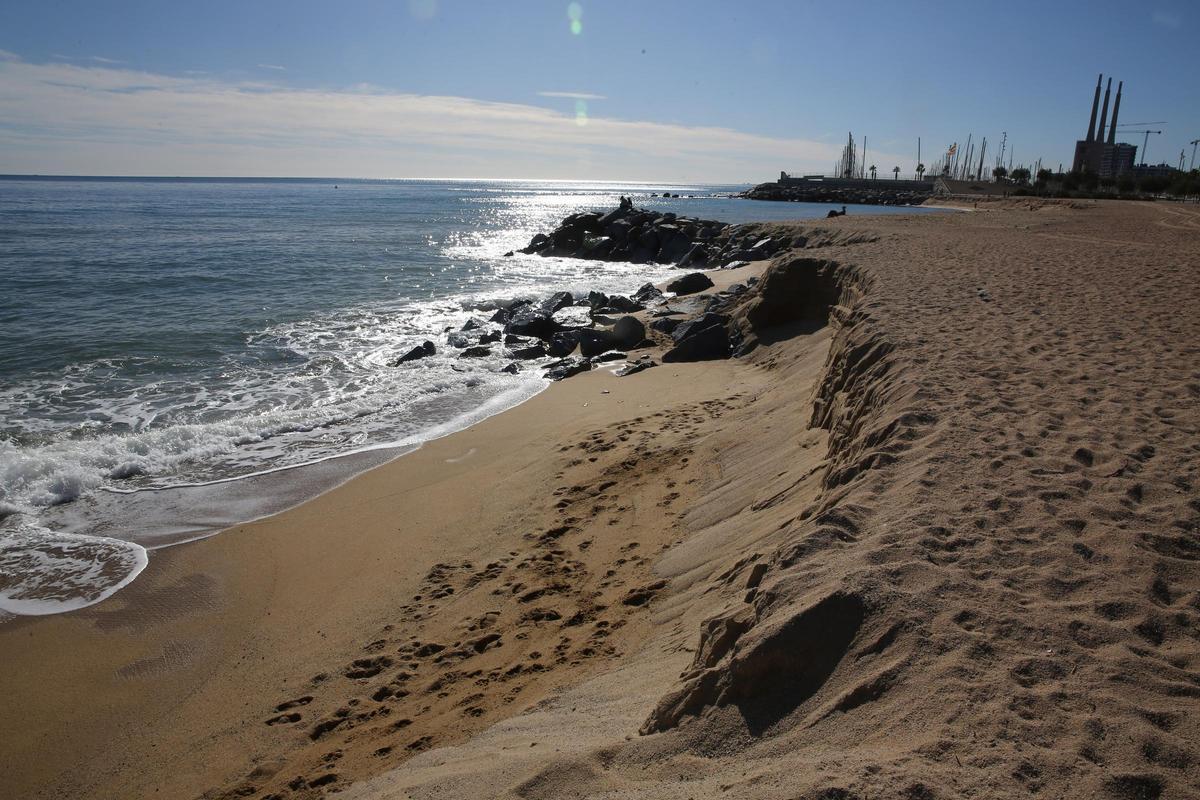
612 316 646 349
666 272 714 295
543 357 592 381
631 283 663 305
504 304 559 341
548 330 582 357
578 328 618 358
459 346 493 358
604 295 643 313
616 355 657 376
508 343 548 360
662 324 731 362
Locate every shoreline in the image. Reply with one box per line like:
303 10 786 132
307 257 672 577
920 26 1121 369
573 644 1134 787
3 200 1197 799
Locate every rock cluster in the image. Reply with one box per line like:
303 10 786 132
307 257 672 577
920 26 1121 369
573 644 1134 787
393 285 663 381
741 182 931 206
518 203 788 268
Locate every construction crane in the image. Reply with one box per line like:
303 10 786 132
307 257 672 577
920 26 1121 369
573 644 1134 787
1121 129 1162 165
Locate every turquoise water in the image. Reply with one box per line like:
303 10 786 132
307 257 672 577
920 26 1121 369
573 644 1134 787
0 177 938 614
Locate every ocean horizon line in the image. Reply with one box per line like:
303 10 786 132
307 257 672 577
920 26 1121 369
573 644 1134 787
0 174 751 185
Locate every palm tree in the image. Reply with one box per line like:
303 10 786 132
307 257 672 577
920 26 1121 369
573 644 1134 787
992 166 1008 181
916 163 926 181
869 165 877 180
893 166 900 180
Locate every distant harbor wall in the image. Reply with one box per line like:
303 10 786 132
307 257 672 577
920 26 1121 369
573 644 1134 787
742 175 934 206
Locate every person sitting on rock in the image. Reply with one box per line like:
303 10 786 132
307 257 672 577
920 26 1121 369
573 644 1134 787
619 195 633 210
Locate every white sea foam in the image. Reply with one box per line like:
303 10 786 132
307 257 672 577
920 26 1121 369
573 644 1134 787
0 178 723 617
0 516 148 615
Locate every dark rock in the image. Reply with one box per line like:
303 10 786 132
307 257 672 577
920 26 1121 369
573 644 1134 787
612 316 646 349
541 291 575 315
503 250 514 257
504 305 558 341
666 272 714 295
508 343 548 360
659 231 693 264
598 207 629 227
678 243 710 268
605 295 643 313
592 350 627 363
521 233 551 254
671 312 728 344
500 362 521 374
504 333 532 345
650 317 683 335
479 330 502 344
548 330 582 357
490 307 511 324
587 290 610 309
631 283 663 305
663 325 731 362
544 358 592 381
578 328 619 358
582 234 613 257
461 318 485 331
394 341 436 364
616 356 657 377
459 346 493 358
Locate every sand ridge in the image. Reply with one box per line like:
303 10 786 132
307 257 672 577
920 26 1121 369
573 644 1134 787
349 200 1200 799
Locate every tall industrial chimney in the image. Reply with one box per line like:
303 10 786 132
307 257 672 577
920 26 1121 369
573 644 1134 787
1086 73 1102 142
1096 77 1112 144
1107 81 1123 144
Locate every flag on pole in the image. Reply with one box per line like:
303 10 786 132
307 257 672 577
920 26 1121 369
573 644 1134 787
948 143 957 156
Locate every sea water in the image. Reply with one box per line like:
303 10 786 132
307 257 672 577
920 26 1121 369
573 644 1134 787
0 177 938 615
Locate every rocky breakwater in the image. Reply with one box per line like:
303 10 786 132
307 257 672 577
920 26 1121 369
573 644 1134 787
516 200 801 269
742 181 931 206
508 203 853 369
392 284 666 382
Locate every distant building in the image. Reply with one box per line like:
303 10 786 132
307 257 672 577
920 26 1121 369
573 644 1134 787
1132 163 1179 180
1071 74 1137 178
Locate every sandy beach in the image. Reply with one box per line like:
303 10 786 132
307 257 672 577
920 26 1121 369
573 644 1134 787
2 199 1198 800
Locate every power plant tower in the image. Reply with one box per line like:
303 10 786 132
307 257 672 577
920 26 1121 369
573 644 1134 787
1085 74 1102 142
1107 81 1123 144
1072 73 1136 177
1096 78 1112 145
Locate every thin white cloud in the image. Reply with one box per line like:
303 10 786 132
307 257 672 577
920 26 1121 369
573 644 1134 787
0 48 20 62
90 56 125 64
257 63 287 71
537 91 607 101
1151 10 1181 28
0 55 909 181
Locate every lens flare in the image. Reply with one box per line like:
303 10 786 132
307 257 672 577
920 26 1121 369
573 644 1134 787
567 2 583 34
574 99 588 126
409 0 437 20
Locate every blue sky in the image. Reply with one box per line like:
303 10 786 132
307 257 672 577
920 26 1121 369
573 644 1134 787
1 0 1196 180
